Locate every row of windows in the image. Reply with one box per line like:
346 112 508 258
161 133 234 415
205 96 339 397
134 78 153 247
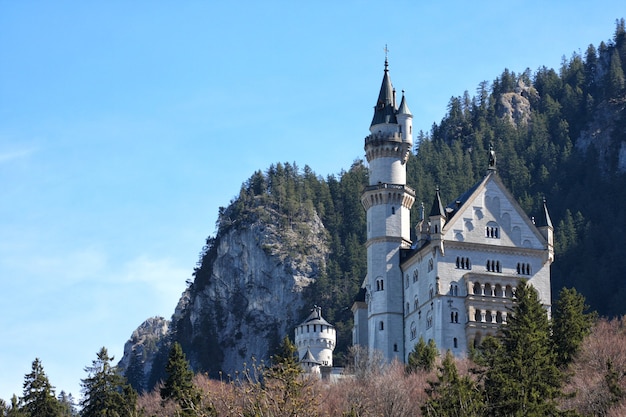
471 309 508 324
455 258 532 275
471 282 515 298
456 257 471 269
486 260 501 273
295 324 334 334
376 279 384 291
296 339 334 348
517 263 532 275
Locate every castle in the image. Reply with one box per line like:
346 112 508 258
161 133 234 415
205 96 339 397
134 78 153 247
351 59 554 361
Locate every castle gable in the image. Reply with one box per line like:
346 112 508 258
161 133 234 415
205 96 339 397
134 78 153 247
442 173 546 250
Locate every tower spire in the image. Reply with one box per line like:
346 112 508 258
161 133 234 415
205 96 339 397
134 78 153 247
371 52 397 127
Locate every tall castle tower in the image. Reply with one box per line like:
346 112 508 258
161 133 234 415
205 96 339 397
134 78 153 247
359 59 415 361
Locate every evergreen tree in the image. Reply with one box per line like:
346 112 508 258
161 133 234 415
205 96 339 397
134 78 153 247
484 281 563 416
422 350 485 417
80 347 137 417
259 336 315 417
125 347 145 394
607 49 625 95
20 358 62 417
160 342 201 416
406 336 438 373
6 396 25 417
552 287 597 368
57 391 78 417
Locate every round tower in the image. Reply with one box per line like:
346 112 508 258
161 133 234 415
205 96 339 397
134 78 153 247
294 306 336 368
361 59 415 361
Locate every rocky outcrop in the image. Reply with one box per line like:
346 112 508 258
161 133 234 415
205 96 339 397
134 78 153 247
119 202 329 387
117 316 169 391
576 97 626 173
497 79 537 127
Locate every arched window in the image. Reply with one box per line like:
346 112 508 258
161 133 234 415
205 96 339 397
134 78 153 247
391 206 395 215
393 343 398 352
426 312 433 328
486 222 500 238
379 321 384 331
413 270 419 282
414 295 419 311
450 310 459 323
428 259 434 272
410 321 417 340
405 275 409 288
453 337 458 349
406 302 410 315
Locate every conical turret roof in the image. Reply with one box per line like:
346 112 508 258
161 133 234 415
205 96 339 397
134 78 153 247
429 188 445 217
539 198 553 228
371 58 397 126
397 90 412 116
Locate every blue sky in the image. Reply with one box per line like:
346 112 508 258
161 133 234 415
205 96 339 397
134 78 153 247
0 0 622 402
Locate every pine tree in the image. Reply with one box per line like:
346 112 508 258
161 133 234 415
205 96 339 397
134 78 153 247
484 280 563 416
552 287 597 368
259 336 315 417
57 391 78 417
422 350 485 417
80 347 137 417
406 336 438 373
160 342 201 416
125 347 145 394
6 396 25 417
20 358 63 417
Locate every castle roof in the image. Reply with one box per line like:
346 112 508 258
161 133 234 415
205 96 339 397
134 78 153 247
300 348 321 365
300 306 333 327
538 198 553 228
397 91 412 116
370 58 398 126
429 188 445 217
442 171 549 245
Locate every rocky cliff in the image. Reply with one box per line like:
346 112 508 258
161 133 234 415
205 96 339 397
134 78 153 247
119 197 330 388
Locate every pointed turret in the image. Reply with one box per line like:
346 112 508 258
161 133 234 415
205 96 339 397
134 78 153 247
429 188 445 218
429 188 446 254
537 198 554 263
396 90 413 145
370 58 398 128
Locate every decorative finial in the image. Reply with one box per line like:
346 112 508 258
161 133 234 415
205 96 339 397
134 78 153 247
384 44 389 70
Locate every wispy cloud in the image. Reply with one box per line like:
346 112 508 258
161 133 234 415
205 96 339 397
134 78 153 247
0 147 39 163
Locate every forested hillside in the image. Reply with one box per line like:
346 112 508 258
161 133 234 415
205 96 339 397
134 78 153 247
165 19 626 373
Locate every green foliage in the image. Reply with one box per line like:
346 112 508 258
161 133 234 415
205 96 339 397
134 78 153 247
484 281 563 416
160 342 201 416
422 351 485 417
406 337 438 373
80 347 137 417
57 391 78 417
20 358 63 417
6 396 26 417
125 348 145 394
552 287 597 368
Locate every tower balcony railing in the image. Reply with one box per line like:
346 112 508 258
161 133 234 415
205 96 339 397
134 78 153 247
365 131 404 145
362 183 415 196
